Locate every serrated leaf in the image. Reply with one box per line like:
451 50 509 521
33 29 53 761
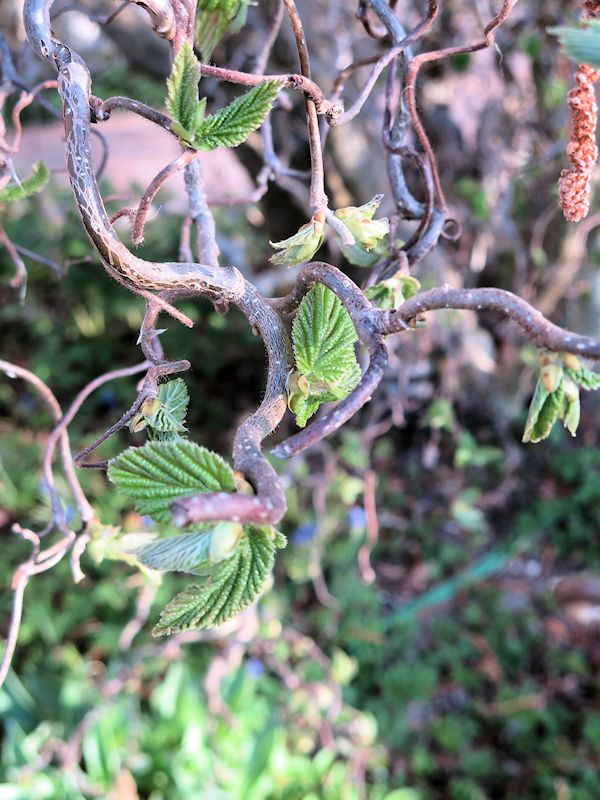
108 441 235 524
166 41 201 141
146 379 189 433
288 394 321 428
550 21 600 70
152 525 275 635
522 381 566 443
191 80 282 151
196 0 249 61
288 284 361 427
292 284 359 384
0 162 49 205
566 365 600 390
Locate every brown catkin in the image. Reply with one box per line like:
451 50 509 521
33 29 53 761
559 64 600 221
559 2 600 222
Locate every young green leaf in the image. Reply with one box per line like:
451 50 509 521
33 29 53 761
287 393 321 429
334 194 390 267
191 79 282 151
0 162 49 205
166 41 201 142
288 284 361 427
138 529 215 573
293 284 359 384
562 375 581 437
107 441 235 524
195 0 249 61
365 274 421 311
270 213 326 266
565 365 600 390
522 381 566 443
550 20 600 70
146 379 189 434
86 521 160 581
152 525 280 635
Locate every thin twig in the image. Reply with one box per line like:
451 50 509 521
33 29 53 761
282 0 327 211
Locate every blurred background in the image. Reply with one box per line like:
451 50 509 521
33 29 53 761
2 0 600 797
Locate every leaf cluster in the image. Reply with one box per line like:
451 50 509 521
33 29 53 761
166 42 281 151
522 353 600 443
107 380 286 634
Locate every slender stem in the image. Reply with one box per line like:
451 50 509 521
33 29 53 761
132 151 197 245
377 286 600 358
0 359 85 528
282 0 327 211
42 361 150 525
198 63 339 117
91 95 173 132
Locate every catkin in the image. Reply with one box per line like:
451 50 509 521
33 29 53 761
559 1 600 222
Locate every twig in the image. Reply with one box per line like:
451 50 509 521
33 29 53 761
0 223 27 292
357 470 378 585
132 150 198 245
254 0 285 76
377 286 600 358
43 361 150 524
403 0 516 210
282 0 327 211
91 95 173 132
0 359 85 529
198 63 341 118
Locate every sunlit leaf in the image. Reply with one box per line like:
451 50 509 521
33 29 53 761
152 525 278 635
145 379 189 434
288 284 361 427
166 41 201 142
107 441 235 524
192 80 282 151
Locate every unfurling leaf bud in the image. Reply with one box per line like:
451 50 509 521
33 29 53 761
559 352 582 371
141 396 162 418
365 273 421 310
562 375 581 436
129 412 148 433
334 195 390 267
234 470 254 495
539 353 563 393
209 521 244 564
270 212 326 265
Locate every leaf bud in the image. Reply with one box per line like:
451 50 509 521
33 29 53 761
209 522 244 565
559 352 582 371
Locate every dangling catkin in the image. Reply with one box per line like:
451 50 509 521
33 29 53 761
559 1 600 221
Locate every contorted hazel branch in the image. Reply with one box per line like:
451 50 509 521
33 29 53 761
559 0 600 222
10 0 600 645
